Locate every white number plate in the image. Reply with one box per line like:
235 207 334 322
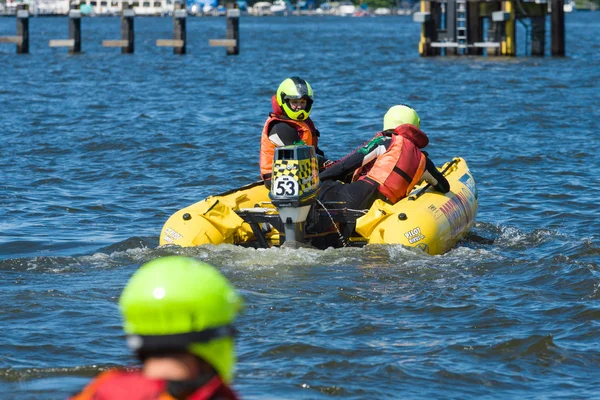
272 176 299 197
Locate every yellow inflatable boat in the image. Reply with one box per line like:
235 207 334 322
160 147 478 255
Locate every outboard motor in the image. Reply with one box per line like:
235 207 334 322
270 145 320 245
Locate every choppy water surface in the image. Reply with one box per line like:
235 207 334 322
1 13 599 399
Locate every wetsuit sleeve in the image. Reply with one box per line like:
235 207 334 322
319 151 363 181
421 157 451 193
319 135 390 181
268 122 304 146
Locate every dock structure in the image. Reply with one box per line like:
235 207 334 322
156 1 187 54
0 4 29 54
102 3 135 54
49 4 82 54
209 4 240 55
413 0 565 56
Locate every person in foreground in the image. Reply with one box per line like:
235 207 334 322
317 104 450 211
259 76 329 186
70 256 243 400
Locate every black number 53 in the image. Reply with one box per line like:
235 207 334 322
275 178 297 196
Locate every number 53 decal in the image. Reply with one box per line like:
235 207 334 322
272 176 299 196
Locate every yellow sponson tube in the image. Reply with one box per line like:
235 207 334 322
159 199 247 247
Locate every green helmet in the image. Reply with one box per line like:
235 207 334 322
119 256 242 383
276 77 314 121
383 105 421 130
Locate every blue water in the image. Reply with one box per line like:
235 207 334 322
1 13 599 399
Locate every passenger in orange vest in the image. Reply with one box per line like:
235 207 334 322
259 76 329 187
318 105 450 211
70 256 243 400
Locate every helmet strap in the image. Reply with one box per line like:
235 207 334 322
126 325 237 354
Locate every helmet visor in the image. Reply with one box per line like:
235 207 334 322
287 98 308 110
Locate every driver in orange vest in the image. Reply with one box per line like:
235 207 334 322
318 105 450 211
69 256 242 400
259 76 330 188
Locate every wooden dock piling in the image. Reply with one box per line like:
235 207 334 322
0 4 29 54
209 4 240 55
225 6 240 55
173 2 187 55
16 5 29 54
156 2 186 54
551 0 565 56
121 5 135 54
49 3 81 53
69 5 82 54
102 4 135 53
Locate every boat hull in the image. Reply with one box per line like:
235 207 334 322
159 157 478 255
355 157 477 254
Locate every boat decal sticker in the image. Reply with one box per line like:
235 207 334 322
273 175 299 196
461 187 475 202
427 203 444 220
404 227 425 244
163 227 183 243
439 191 474 236
458 173 478 199
416 243 430 254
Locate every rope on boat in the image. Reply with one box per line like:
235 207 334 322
316 198 348 248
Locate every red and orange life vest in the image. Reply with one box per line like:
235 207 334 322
259 96 319 180
70 369 239 400
358 124 428 204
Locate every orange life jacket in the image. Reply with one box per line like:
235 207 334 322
69 369 239 400
358 124 428 204
259 96 319 180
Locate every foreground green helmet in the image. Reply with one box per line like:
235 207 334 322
383 105 421 130
119 256 242 383
276 76 314 121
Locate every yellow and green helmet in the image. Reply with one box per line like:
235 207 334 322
119 256 242 383
276 76 314 121
383 104 421 130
